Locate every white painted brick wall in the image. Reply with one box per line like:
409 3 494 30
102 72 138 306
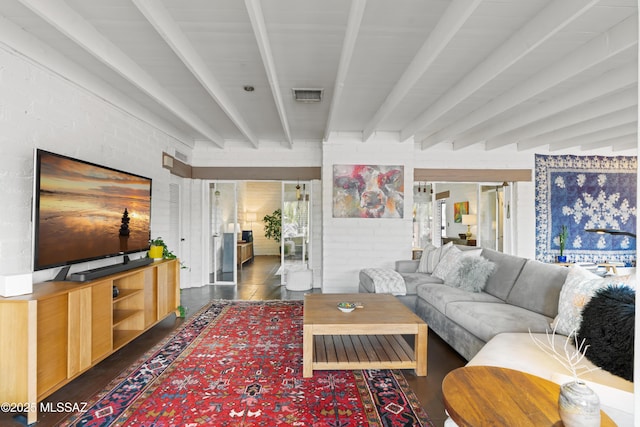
322 134 415 293
0 48 191 285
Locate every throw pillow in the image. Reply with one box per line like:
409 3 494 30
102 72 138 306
577 285 635 382
418 241 453 274
416 244 437 273
551 265 627 336
445 256 496 292
432 246 462 280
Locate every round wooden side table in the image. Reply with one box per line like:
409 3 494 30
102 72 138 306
442 366 616 426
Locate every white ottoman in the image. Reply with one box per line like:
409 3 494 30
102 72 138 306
286 269 312 291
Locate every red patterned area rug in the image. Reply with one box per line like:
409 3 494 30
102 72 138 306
61 300 433 426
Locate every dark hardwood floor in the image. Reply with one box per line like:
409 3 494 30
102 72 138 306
2 255 465 427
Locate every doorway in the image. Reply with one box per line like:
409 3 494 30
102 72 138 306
205 180 313 286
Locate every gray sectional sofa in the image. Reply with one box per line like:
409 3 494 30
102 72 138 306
359 246 569 361
359 246 635 426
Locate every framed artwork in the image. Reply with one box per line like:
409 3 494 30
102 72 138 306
333 164 404 218
454 201 469 223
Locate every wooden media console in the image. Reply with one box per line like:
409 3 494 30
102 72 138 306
0 259 180 425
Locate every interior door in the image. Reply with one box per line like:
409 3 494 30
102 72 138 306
479 184 505 251
209 181 237 284
281 181 311 285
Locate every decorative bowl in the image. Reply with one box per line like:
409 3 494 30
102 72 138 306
337 302 356 313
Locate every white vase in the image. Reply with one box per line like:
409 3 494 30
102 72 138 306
558 380 600 427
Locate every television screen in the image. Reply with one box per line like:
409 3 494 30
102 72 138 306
33 149 152 271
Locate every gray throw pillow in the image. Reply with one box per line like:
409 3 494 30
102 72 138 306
445 256 496 292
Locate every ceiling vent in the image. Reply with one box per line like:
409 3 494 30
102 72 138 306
292 88 323 102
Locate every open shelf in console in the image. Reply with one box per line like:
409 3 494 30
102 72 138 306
112 273 145 350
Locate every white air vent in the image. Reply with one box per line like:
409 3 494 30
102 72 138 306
292 88 323 102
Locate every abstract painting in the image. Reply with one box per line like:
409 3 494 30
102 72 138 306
454 201 469 223
333 165 404 218
535 154 637 264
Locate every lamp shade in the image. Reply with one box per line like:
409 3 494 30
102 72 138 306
461 214 477 225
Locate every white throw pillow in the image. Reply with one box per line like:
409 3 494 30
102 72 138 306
445 256 496 292
432 246 463 280
416 244 437 273
417 241 453 274
551 265 627 336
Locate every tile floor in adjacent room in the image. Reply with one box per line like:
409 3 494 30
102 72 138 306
1 255 466 427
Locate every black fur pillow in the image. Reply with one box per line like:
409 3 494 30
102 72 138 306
577 285 635 382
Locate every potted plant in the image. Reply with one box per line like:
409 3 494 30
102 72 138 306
557 225 568 263
149 237 177 260
263 209 282 243
149 237 187 318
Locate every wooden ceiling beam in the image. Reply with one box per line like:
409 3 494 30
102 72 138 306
402 0 601 144
324 0 367 142
580 134 638 152
446 14 638 150
466 63 637 150
518 107 637 150
245 0 293 148
486 90 637 149
518 122 636 152
361 0 482 142
17 0 226 148
133 0 259 148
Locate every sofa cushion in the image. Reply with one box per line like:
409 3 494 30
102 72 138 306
417 241 453 273
416 243 437 273
468 333 634 393
480 248 527 300
432 246 462 279
551 265 628 336
447 301 552 342
416 284 502 314
577 285 635 382
506 260 568 318
399 273 443 294
445 256 496 292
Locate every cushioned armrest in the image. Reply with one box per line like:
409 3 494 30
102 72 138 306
395 260 419 273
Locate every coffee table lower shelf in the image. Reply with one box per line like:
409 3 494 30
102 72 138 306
312 334 417 371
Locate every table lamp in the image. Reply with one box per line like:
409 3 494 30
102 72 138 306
461 214 477 239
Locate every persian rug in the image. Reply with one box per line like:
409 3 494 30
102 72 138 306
535 154 637 264
61 300 432 427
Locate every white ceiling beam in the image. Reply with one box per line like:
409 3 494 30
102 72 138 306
458 63 637 150
484 89 637 149
547 124 637 151
402 0 601 143
132 0 259 148
580 133 637 151
361 0 483 142
0 14 195 149
245 0 293 148
523 106 637 149
17 0 226 148
323 0 367 142
446 16 638 150
517 121 637 151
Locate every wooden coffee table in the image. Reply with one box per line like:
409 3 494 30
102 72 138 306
442 366 616 426
302 293 428 378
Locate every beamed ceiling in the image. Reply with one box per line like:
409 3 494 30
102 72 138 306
1 0 637 152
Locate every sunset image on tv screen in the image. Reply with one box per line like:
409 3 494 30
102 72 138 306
35 152 151 269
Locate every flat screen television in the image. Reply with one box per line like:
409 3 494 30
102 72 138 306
33 149 152 272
